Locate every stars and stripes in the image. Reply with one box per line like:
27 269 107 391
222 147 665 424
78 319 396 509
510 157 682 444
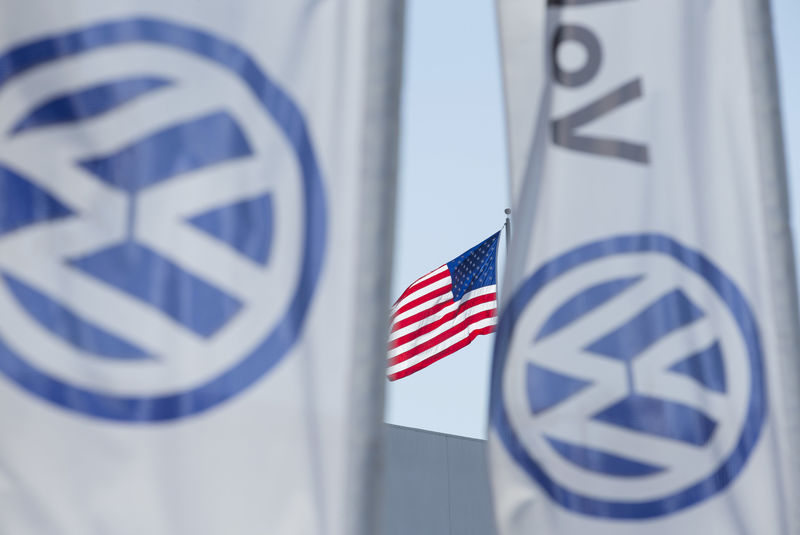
387 231 500 381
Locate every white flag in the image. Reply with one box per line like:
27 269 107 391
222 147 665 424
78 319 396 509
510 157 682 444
0 2 403 534
490 0 800 533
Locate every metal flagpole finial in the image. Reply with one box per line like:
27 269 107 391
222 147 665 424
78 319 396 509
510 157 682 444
503 208 511 251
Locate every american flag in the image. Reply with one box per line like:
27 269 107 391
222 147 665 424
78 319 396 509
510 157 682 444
387 232 500 381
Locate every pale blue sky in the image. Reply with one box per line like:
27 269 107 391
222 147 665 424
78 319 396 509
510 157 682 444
384 0 799 439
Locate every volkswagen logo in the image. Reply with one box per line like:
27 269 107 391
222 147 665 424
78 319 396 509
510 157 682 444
491 234 766 518
0 18 326 421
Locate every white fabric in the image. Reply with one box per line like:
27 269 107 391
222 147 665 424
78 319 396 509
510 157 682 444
0 2 402 534
491 0 800 533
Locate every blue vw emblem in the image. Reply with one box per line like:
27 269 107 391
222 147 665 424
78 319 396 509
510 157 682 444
0 19 326 420
490 234 766 518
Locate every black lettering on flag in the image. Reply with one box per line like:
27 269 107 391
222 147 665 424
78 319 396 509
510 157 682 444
551 79 650 165
551 25 601 87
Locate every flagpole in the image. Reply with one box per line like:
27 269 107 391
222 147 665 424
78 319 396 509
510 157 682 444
498 208 511 310
504 208 511 252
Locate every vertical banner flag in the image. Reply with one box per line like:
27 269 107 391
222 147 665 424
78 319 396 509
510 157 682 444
490 1 800 534
0 2 403 534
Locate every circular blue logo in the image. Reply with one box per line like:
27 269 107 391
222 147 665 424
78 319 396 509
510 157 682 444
490 234 766 518
0 18 326 420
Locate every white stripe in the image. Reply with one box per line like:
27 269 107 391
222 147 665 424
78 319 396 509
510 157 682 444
389 287 498 343
390 301 458 341
390 265 448 312
388 300 496 357
390 273 451 315
391 284 496 324
391 288 452 323
389 286 497 341
457 284 497 304
408 264 448 288
387 316 498 375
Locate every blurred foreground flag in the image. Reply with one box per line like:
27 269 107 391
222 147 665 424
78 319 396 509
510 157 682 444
0 2 403 534
387 232 500 381
490 0 800 533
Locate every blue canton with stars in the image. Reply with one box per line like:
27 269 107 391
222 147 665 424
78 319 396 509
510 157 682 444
446 231 500 301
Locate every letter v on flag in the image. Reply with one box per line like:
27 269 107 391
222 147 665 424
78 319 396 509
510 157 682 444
387 231 500 381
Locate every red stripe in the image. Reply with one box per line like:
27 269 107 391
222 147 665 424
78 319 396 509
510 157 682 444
387 308 497 367
391 268 449 307
391 291 496 334
387 325 496 381
392 283 452 318
389 292 497 349
391 299 453 332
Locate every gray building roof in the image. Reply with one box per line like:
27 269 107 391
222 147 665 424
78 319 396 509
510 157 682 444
381 424 497 535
